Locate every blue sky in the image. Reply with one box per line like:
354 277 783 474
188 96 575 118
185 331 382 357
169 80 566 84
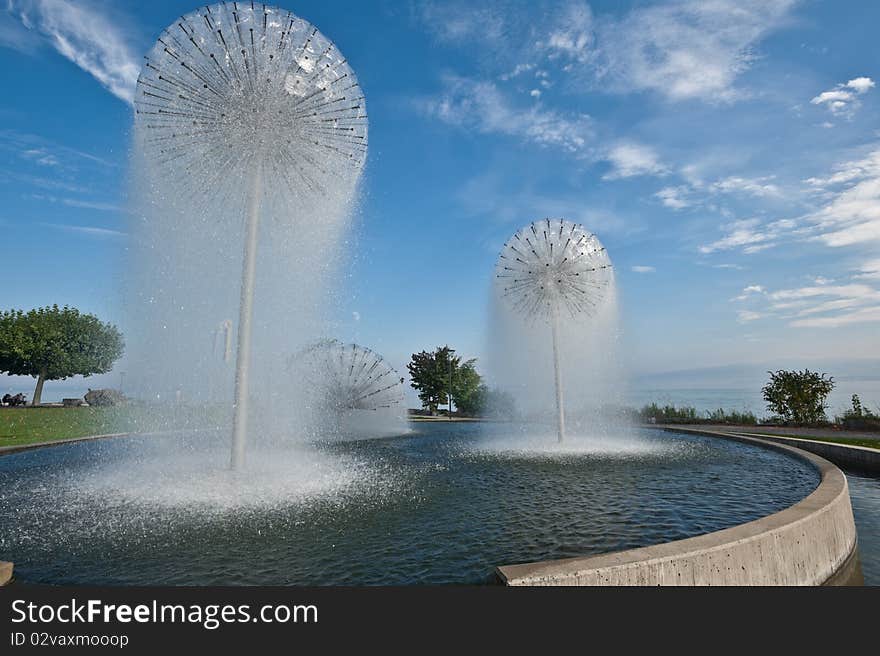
1 0 878 398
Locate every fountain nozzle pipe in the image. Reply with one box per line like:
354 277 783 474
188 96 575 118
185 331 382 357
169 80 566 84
230 163 263 470
550 303 565 444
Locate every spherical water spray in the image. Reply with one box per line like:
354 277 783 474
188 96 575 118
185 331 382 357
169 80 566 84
495 219 612 442
291 340 405 413
134 3 367 468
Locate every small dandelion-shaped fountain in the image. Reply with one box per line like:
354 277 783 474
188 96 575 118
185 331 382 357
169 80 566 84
134 3 367 468
291 340 405 413
495 219 612 443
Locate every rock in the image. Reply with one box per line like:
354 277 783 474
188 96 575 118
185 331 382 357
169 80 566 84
84 388 126 407
0 561 12 586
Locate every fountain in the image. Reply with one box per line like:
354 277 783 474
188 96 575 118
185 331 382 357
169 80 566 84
494 219 612 443
132 2 367 467
0 5 853 589
288 339 406 438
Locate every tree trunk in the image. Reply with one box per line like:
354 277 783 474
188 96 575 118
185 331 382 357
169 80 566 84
32 370 47 406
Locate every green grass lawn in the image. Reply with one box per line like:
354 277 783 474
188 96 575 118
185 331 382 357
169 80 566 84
0 405 231 448
0 407 130 447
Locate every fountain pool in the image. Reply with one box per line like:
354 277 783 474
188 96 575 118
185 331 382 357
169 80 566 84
0 423 818 585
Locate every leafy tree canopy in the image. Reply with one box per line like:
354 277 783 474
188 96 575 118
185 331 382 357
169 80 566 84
761 369 834 425
0 305 124 405
407 346 456 413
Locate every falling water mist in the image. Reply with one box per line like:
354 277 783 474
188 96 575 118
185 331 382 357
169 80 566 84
89 3 402 507
483 221 645 454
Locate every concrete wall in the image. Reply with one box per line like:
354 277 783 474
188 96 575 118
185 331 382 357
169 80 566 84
497 432 860 586
730 432 880 473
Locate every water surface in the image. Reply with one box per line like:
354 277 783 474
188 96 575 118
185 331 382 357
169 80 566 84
0 423 819 585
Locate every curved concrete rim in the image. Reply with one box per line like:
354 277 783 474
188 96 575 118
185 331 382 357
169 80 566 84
497 428 861 586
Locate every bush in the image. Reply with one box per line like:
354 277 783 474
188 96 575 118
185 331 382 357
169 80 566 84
638 404 757 425
835 394 880 431
761 369 834 425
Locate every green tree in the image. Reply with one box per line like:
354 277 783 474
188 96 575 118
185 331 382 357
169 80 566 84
407 347 450 413
761 369 834 425
459 384 517 418
0 305 124 405
450 360 482 415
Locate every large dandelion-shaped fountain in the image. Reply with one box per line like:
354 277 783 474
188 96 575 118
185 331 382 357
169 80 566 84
134 3 367 468
290 340 404 414
495 219 612 442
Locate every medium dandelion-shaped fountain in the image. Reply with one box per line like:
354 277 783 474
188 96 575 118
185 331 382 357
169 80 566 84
495 219 612 443
291 340 404 412
134 3 367 468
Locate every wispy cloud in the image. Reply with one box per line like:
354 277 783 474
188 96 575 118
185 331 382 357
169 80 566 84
20 148 58 167
655 174 782 212
0 129 115 168
585 0 799 102
415 1 507 44
39 222 126 238
737 310 763 323
602 142 668 180
855 259 880 281
709 176 780 197
790 306 880 328
417 1 799 104
732 284 765 301
655 185 692 209
8 0 139 103
0 9 37 53
699 218 793 254
631 265 655 273
417 74 594 154
804 148 880 247
734 277 880 328
811 76 875 118
61 198 121 212
536 2 593 64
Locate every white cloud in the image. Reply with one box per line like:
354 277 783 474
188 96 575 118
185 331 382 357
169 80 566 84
733 284 765 301
20 148 59 167
0 10 38 53
790 306 880 328
810 76 875 118
500 64 535 81
733 275 880 328
699 218 788 254
589 0 798 102
631 265 655 273
655 186 692 210
62 198 121 212
656 174 783 213
804 149 880 247
769 283 879 302
602 142 668 180
855 259 880 281
709 176 780 197
417 2 506 44
420 1 798 105
419 75 594 154
39 222 126 238
737 310 763 323
537 2 594 63
8 0 139 103
846 77 876 93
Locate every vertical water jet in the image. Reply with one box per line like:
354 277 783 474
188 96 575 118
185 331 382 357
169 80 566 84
494 219 612 442
132 3 367 466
